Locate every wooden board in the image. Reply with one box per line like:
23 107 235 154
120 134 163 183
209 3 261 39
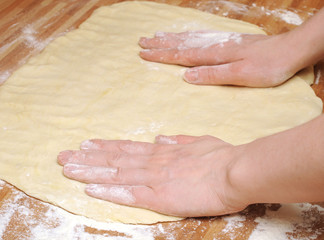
0 0 323 239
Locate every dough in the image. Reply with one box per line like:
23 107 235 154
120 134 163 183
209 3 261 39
0 1 322 224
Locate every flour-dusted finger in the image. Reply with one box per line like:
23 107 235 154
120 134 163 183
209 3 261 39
58 149 150 168
63 164 157 185
80 139 156 155
85 184 164 212
58 150 109 166
140 30 238 49
63 164 118 183
139 46 234 67
139 31 191 49
139 36 183 49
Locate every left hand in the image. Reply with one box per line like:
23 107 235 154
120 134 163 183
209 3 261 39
57 135 248 217
139 30 299 87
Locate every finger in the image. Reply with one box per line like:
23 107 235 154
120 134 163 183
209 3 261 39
139 30 232 49
58 150 103 166
155 135 200 145
80 139 156 155
139 36 183 49
139 31 194 49
58 149 150 168
183 62 260 87
85 184 164 213
63 164 154 185
139 47 230 67
63 164 118 183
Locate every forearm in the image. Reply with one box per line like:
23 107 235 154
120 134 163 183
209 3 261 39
230 114 324 205
284 7 324 73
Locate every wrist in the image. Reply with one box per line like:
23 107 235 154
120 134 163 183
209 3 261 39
276 31 310 76
221 144 253 210
226 140 270 206
282 9 324 74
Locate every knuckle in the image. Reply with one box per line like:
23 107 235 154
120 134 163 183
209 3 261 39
118 140 133 150
200 135 215 141
111 167 123 182
183 49 199 66
108 151 123 166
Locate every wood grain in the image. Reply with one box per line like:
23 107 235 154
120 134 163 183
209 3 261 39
0 0 323 239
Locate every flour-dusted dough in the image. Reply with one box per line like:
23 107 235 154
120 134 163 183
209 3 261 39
0 1 322 224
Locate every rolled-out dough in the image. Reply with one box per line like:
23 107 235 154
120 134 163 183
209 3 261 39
0 1 322 224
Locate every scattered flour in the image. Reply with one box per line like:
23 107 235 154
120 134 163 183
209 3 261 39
126 122 164 136
0 184 154 240
194 1 306 26
0 183 323 239
248 203 324 240
0 23 69 84
222 214 246 239
0 191 25 237
269 9 304 26
315 70 321 85
0 71 10 85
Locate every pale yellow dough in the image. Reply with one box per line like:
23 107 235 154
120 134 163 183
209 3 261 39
0 1 322 224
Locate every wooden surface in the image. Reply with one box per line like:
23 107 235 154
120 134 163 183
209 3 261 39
0 0 324 239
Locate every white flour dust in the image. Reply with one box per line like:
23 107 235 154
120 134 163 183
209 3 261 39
0 183 323 239
315 70 321 85
0 23 69 84
194 1 307 27
222 214 246 239
268 9 303 25
0 71 10 85
0 188 26 238
80 139 101 150
182 31 242 48
248 204 324 240
0 183 155 240
155 135 178 144
65 164 118 178
107 186 135 204
126 122 164 136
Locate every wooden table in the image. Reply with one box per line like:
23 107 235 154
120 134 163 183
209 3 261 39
0 0 323 239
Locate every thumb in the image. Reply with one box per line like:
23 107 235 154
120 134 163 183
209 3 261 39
183 62 253 87
155 135 200 144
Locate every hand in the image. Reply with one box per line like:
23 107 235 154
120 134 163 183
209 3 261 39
139 30 299 87
57 135 248 217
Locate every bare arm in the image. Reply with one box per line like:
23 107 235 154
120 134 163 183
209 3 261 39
230 114 324 205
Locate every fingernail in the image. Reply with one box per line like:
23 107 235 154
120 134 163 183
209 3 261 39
80 140 100 150
183 69 199 83
58 150 72 158
63 163 84 176
139 37 148 46
140 49 153 54
57 150 73 165
86 184 99 193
